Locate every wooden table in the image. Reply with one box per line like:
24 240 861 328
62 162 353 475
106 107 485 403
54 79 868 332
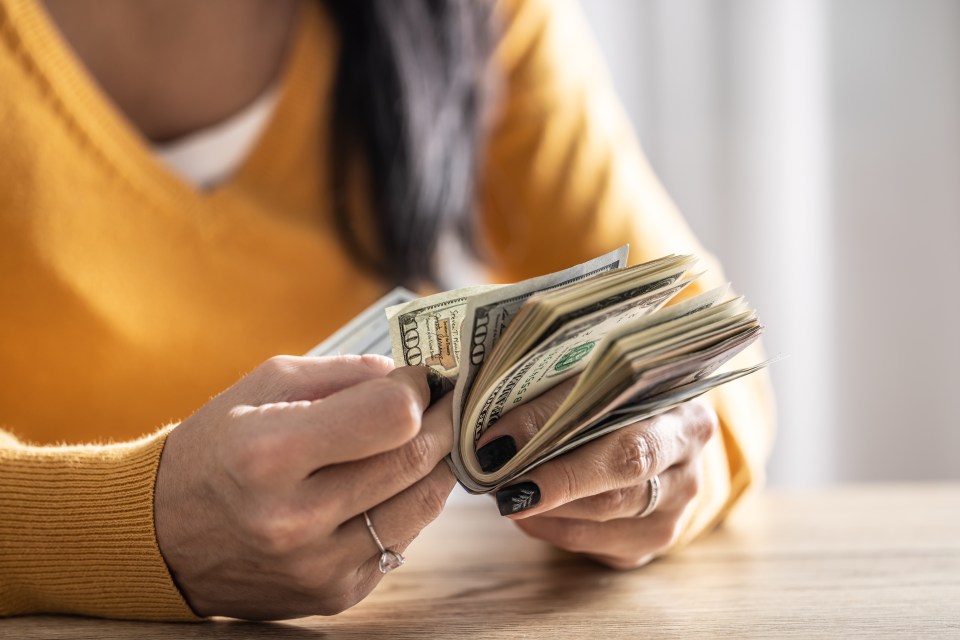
4 484 959 639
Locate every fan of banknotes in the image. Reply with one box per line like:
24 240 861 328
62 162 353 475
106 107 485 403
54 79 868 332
307 246 767 494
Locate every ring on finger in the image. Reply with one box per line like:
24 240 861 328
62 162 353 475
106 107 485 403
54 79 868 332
363 511 406 574
635 475 661 519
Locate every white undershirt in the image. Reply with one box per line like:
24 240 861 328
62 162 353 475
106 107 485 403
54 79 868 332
153 85 281 189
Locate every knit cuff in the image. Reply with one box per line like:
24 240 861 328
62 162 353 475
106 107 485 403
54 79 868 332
0 428 200 621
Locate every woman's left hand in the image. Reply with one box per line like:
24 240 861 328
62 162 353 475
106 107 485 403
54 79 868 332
474 395 718 569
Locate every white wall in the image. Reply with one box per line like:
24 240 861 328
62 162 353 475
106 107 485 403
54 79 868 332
580 0 960 485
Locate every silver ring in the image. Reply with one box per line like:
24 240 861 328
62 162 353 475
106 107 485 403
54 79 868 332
636 475 661 519
363 511 405 574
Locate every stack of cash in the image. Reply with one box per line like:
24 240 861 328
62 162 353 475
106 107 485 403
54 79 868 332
308 246 766 494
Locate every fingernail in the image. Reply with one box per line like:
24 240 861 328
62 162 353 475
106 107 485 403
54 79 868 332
496 481 540 516
477 436 517 473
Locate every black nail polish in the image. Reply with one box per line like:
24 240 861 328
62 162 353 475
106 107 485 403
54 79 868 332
496 481 540 516
477 436 517 473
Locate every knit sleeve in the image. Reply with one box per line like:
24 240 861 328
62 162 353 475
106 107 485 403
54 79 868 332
0 427 200 621
480 0 776 545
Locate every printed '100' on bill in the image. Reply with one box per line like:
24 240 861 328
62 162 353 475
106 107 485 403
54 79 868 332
386 285 502 396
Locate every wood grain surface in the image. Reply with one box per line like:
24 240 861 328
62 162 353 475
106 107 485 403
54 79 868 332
3 484 959 639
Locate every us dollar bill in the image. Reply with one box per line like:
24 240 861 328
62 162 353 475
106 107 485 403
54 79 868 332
461 280 689 443
447 247 629 478
316 248 767 496
450 247 629 427
385 285 502 397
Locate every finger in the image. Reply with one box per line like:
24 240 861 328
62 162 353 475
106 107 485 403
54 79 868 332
235 366 432 475
334 459 457 575
512 510 684 566
473 378 578 474
235 354 396 405
304 394 455 521
494 401 716 518
541 457 701 522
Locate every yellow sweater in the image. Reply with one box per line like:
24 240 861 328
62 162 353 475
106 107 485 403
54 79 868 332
0 0 775 621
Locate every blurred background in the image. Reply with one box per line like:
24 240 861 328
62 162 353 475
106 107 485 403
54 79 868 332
579 0 960 486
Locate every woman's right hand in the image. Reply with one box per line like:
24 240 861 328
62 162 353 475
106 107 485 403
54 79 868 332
154 355 455 620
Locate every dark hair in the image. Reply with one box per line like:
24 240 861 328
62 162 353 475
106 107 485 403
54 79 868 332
323 0 495 287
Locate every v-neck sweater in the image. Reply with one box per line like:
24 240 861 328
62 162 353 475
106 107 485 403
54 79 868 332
0 0 775 621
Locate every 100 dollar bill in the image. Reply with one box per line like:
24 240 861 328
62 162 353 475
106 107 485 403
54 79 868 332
385 285 502 396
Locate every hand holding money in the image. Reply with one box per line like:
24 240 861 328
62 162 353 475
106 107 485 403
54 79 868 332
154 357 456 619
309 246 767 495
488 397 721 569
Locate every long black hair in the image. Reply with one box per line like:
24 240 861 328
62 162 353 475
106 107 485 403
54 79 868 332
323 1 495 287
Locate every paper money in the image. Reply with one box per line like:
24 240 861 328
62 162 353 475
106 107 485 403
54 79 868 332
459 280 692 448
311 247 767 494
454 289 765 491
385 285 502 396
451 246 630 427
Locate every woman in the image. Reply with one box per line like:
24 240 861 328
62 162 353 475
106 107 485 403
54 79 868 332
0 0 774 621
